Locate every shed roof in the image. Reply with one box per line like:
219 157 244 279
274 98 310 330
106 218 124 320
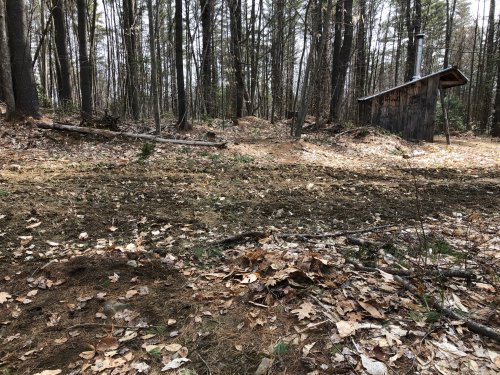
358 66 468 102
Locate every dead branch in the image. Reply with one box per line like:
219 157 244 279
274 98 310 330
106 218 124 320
67 322 142 330
346 236 385 248
277 224 395 240
346 260 497 342
210 231 267 248
347 260 475 280
394 274 500 343
36 122 227 148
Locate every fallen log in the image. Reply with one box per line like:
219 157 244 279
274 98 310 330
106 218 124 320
36 122 227 148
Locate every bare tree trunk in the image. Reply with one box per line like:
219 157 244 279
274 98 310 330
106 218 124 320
175 0 190 130
5 0 40 118
479 0 496 133
271 0 285 123
404 0 421 82
200 0 215 117
443 0 457 69
39 0 48 100
123 0 141 120
329 0 353 121
228 0 250 120
354 0 367 101
465 17 478 130
51 0 73 106
491 19 500 137
295 0 332 137
147 0 161 134
77 0 93 120
0 0 15 118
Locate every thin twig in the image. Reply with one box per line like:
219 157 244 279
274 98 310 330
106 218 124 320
67 323 143 330
310 295 340 323
197 352 212 375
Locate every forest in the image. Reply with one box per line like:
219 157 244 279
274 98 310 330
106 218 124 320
0 0 498 134
0 0 499 374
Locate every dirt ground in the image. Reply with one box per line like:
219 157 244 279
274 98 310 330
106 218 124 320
0 117 499 374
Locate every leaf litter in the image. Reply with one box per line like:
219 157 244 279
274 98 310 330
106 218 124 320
0 117 499 374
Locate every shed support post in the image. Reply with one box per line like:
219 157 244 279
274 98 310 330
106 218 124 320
439 87 451 145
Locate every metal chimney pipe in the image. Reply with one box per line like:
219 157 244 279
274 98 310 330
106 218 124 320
412 34 425 81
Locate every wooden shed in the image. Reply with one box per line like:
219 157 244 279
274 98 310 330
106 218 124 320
357 66 468 142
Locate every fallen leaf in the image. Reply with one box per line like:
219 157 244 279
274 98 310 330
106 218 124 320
360 354 388 375
33 371 62 375
79 349 96 360
165 343 182 352
96 337 119 352
292 302 315 320
336 320 360 338
432 341 467 357
240 272 258 284
0 292 12 304
131 362 150 373
126 289 139 299
302 342 316 356
358 301 385 319
119 331 138 342
109 273 120 283
161 357 190 371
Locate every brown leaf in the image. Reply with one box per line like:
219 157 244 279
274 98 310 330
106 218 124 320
96 336 119 352
291 302 315 320
358 301 385 319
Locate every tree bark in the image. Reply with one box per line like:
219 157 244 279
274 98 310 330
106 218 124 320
199 0 215 117
271 0 285 123
77 0 93 120
479 0 496 133
492 26 500 137
5 0 40 119
147 0 161 134
0 0 15 118
403 0 421 82
443 0 457 69
123 0 141 120
51 0 73 106
329 0 353 121
354 0 367 101
175 0 190 130
228 0 249 119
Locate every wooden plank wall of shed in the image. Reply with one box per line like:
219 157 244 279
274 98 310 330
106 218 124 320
361 78 439 141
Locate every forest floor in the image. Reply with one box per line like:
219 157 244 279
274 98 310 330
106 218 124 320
0 116 499 375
